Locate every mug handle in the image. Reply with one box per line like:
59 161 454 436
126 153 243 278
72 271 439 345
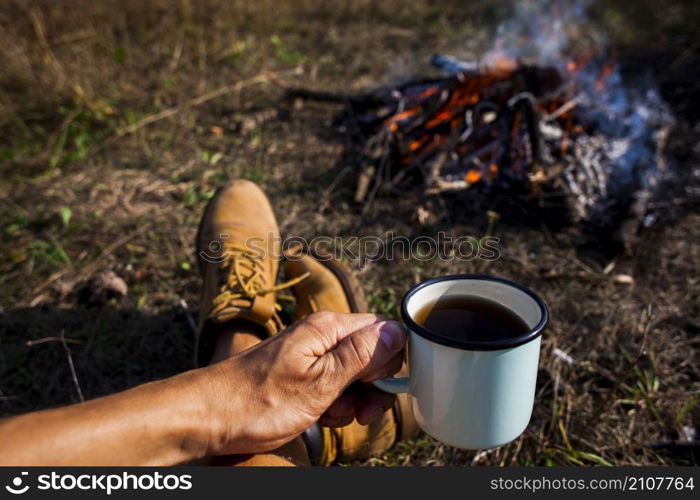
372 376 410 394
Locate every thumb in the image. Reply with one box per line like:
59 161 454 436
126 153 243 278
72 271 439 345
326 320 406 386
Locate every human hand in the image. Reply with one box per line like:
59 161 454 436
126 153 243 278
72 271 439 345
196 312 406 456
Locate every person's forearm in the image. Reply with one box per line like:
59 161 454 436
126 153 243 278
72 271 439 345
0 369 215 465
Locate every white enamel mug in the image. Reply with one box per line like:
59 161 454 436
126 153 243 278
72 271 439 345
373 274 548 450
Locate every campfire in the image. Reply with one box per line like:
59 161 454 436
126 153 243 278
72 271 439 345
284 4 673 251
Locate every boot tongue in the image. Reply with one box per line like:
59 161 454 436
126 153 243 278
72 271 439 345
211 294 279 336
237 295 277 332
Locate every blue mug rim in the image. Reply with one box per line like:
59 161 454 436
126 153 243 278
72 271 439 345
401 274 549 351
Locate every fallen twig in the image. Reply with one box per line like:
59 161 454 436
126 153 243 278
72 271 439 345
70 225 152 288
91 68 303 156
317 165 351 213
60 329 85 403
26 336 80 346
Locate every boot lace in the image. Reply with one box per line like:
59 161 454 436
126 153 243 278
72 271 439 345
209 243 309 322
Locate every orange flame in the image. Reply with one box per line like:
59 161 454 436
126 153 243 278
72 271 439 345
489 54 518 76
425 110 452 129
386 108 418 132
465 170 482 184
408 137 429 151
418 87 438 99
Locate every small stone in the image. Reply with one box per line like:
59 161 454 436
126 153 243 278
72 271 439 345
82 269 128 305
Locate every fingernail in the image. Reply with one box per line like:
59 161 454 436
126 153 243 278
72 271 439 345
379 321 404 351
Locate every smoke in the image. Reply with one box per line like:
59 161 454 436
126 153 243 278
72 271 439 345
483 0 674 225
482 0 598 68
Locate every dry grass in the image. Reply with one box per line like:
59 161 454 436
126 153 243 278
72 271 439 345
1 0 698 466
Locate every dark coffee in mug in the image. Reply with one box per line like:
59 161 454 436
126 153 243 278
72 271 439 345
413 295 529 343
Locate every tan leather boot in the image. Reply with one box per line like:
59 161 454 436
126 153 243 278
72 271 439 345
284 245 419 465
194 179 306 366
284 245 367 321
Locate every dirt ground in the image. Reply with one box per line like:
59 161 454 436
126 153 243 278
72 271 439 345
1 0 698 466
